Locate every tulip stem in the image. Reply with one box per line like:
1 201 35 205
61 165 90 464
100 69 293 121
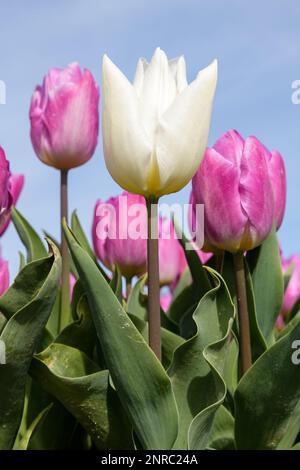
126 277 132 299
146 197 161 361
233 252 252 375
60 169 70 331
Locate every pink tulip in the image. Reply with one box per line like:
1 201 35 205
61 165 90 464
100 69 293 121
0 251 9 296
30 63 99 170
192 130 276 253
0 147 11 214
0 173 24 236
265 150 286 230
0 147 24 235
160 292 172 312
69 273 76 301
281 254 300 315
158 218 185 287
92 192 147 280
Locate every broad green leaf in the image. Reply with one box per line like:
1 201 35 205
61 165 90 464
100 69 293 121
247 226 284 345
71 210 109 282
0 241 61 449
14 404 52 450
71 210 97 263
18 252 26 271
27 400 77 450
44 230 79 278
55 294 97 358
204 405 235 450
110 266 123 303
222 253 267 362
168 224 211 327
63 221 178 450
168 269 235 449
127 276 178 334
235 316 300 449
31 343 133 449
11 207 47 262
129 313 184 369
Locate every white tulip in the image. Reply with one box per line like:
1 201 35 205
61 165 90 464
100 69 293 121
102 48 217 198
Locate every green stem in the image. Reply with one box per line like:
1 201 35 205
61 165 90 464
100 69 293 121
146 197 161 361
59 169 70 331
126 277 132 300
233 252 252 374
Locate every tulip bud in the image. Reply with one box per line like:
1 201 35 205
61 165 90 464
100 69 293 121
102 48 217 197
192 130 276 253
30 63 99 170
0 252 9 296
265 150 286 229
92 192 147 279
158 218 185 287
160 292 172 312
0 173 24 236
281 254 300 315
0 147 11 214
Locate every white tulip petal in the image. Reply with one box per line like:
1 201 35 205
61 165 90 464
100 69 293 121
102 55 152 194
169 56 188 93
138 47 177 140
155 59 218 195
133 58 147 97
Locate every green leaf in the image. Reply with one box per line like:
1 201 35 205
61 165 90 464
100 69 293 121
235 316 300 449
31 343 133 449
11 207 47 262
55 294 97 358
222 253 267 362
247 225 284 345
0 241 61 449
71 210 97 263
204 406 235 450
129 313 184 369
110 266 123 303
168 222 211 327
127 276 178 334
63 221 178 450
168 268 235 449
14 404 52 450
18 252 26 271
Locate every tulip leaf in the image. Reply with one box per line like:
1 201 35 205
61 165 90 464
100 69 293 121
110 266 123 303
127 276 178 334
18 251 26 271
31 343 133 449
247 225 284 345
168 268 235 449
176 226 211 295
55 293 97 358
128 313 184 369
26 399 77 450
15 404 52 450
63 221 178 450
71 210 109 281
71 210 97 263
203 405 235 450
235 316 300 449
222 253 267 363
11 207 47 262
0 241 61 449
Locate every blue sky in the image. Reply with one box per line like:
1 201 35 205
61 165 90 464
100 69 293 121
0 0 300 277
